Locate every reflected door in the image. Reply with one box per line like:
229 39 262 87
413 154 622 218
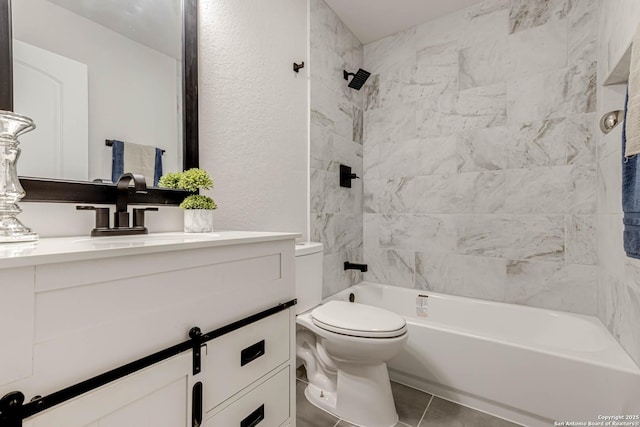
13 39 88 181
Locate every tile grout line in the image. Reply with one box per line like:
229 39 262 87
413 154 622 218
416 395 434 427
332 419 341 427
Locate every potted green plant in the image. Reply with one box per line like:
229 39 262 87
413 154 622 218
158 168 218 232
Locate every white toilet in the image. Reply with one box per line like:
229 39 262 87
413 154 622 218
295 242 408 427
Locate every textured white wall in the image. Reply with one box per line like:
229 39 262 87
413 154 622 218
13 0 181 182
19 0 309 238
198 0 309 239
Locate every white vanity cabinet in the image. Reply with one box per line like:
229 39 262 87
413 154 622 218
0 231 298 427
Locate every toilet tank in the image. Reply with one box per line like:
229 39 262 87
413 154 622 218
295 242 323 314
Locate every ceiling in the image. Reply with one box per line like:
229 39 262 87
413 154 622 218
323 0 485 44
46 0 182 59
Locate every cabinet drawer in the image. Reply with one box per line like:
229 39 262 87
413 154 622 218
203 309 290 410
204 367 289 427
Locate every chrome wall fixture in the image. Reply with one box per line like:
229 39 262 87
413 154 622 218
600 110 624 134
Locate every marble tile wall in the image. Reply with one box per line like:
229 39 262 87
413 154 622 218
362 0 600 315
596 1 640 366
310 0 364 297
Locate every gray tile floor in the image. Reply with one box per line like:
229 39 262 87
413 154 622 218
296 367 521 427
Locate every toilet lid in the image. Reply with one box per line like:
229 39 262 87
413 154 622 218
311 301 407 338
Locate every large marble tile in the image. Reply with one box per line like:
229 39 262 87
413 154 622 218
364 176 453 214
363 247 415 288
311 168 363 215
461 17 567 89
352 106 363 144
455 171 506 214
380 214 456 253
364 74 380 111
414 42 459 93
597 270 619 332
456 215 565 262
597 150 622 215
565 215 597 265
507 61 596 126
363 213 381 250
334 99 356 141
507 118 567 169
619 283 640 366
378 136 458 178
567 0 598 67
363 141 381 181
415 0 508 50
597 214 625 274
505 261 597 314
602 268 640 366
566 113 596 165
504 166 572 214
415 251 451 293
503 165 595 214
506 68 568 125
364 27 417 80
417 84 507 137
365 104 417 146
322 248 362 298
448 255 508 301
570 163 597 214
420 396 520 427
508 0 569 34
564 60 597 116
457 126 510 172
332 134 363 175
309 0 339 47
310 122 334 171
311 213 362 256
376 80 433 112
459 38 507 90
505 11 568 80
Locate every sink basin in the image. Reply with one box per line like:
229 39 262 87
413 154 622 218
72 232 220 247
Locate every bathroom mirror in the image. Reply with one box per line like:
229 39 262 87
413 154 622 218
0 0 198 205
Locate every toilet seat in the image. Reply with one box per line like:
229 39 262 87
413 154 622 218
311 301 407 338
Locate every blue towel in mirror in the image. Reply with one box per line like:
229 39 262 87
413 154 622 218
622 89 640 258
111 140 163 186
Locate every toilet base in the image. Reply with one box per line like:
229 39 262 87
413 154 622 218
303 362 399 427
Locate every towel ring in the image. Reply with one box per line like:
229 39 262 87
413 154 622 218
599 110 624 134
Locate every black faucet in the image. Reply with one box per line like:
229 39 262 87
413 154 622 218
76 173 157 236
344 262 368 272
115 173 148 228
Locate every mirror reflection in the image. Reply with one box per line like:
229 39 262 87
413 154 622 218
12 0 183 185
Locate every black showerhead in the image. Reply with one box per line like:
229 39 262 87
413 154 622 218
344 69 371 90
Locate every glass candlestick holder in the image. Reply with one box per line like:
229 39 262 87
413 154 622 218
0 110 38 242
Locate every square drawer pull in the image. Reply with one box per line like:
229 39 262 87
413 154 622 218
240 404 264 427
241 340 265 366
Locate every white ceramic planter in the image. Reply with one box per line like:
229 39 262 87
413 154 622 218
183 209 215 233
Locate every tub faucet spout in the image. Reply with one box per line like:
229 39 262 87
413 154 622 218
344 262 368 272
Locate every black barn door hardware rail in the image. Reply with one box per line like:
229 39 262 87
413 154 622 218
0 299 296 426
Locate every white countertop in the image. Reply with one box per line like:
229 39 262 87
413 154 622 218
0 231 301 268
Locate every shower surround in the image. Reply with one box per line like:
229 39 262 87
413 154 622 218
362 0 599 315
310 0 364 297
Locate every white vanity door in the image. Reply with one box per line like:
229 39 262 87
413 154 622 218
23 352 192 427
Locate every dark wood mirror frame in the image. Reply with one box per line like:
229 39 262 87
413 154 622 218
0 0 198 205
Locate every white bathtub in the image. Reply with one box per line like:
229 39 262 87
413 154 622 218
327 282 640 427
